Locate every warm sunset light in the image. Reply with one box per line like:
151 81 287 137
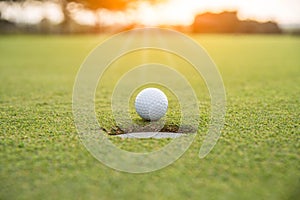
134 1 196 26
1 0 300 198
0 0 299 26
133 0 300 25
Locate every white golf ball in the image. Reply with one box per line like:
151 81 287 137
135 88 168 121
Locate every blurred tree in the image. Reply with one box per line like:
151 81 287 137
0 0 166 33
69 0 163 10
65 0 165 32
70 0 136 10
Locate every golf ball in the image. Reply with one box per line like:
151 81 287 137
135 88 168 121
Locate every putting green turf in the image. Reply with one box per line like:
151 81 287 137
0 34 299 200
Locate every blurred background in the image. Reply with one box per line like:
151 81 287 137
0 0 299 34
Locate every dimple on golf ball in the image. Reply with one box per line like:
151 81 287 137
135 88 168 121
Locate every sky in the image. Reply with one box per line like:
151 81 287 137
0 0 299 26
136 0 300 25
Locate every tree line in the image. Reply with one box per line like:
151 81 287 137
0 0 292 34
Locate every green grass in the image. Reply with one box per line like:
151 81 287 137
0 34 299 200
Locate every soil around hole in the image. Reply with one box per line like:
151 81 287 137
106 124 197 135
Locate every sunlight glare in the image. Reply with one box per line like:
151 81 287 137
0 0 299 26
134 0 196 26
136 2 159 26
0 0 64 24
